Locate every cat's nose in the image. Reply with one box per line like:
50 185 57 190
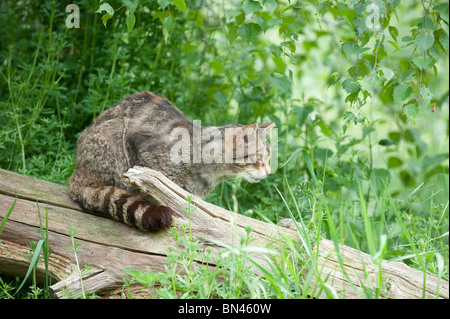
263 165 271 176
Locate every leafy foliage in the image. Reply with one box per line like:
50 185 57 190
0 0 449 293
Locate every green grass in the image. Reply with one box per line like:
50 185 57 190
121 177 448 299
0 0 448 299
0 199 52 299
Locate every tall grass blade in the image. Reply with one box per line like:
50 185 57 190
274 185 313 261
0 194 16 242
357 178 376 256
36 197 51 295
434 252 444 299
14 239 44 295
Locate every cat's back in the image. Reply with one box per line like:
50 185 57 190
93 91 187 126
74 91 193 183
77 90 191 157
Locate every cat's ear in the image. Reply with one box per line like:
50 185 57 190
259 122 275 130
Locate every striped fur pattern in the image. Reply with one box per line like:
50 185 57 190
69 183 172 231
69 91 273 232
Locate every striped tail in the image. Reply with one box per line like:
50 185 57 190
68 181 172 232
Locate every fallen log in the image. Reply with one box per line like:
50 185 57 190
0 167 448 299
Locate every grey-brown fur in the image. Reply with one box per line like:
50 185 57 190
69 91 273 232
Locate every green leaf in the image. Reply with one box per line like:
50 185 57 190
237 23 261 42
343 111 357 124
404 102 419 120
422 154 450 169
253 15 267 31
344 111 362 125
195 10 204 28
378 67 394 83
213 92 228 105
227 25 238 43
210 60 224 74
389 26 399 41
400 69 413 81
235 11 245 25
342 78 361 93
96 2 114 27
182 43 196 52
268 18 282 28
419 86 433 108
124 267 168 288
347 61 370 77
379 138 397 146
328 73 342 88
270 44 283 56
441 10 449 24
441 20 449 36
122 0 139 32
402 36 413 43
353 16 366 37
269 75 292 94
96 2 114 15
360 73 381 92
362 126 375 139
375 43 387 62
153 10 169 21
242 0 262 15
281 40 296 53
387 40 402 52
158 0 171 10
273 56 285 73
342 42 361 60
439 33 449 52
353 3 366 15
173 0 187 13
412 56 432 69
101 13 113 27
371 168 391 194
388 157 403 168
345 91 359 105
416 33 434 52
122 0 139 12
433 3 449 14
294 105 314 128
393 84 412 102
264 0 277 13
163 16 176 41
126 13 136 32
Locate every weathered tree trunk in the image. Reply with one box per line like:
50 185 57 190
0 167 448 299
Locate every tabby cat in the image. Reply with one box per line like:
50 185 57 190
69 91 274 232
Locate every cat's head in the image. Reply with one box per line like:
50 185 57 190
222 122 275 183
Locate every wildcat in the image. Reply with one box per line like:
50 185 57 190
69 91 274 232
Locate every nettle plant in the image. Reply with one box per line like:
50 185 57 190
96 0 448 119
324 0 449 122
